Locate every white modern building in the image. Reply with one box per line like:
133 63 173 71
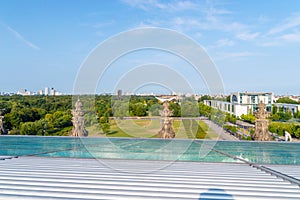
274 103 300 116
44 87 49 95
37 90 43 95
17 89 34 96
50 87 55 96
204 92 300 117
204 92 274 117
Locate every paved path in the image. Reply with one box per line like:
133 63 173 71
202 120 239 141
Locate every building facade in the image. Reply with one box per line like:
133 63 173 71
204 92 299 117
273 103 300 116
204 92 274 117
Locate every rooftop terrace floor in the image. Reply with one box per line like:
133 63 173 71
0 157 299 200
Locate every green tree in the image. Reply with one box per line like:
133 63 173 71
198 102 211 117
277 97 299 104
272 105 278 115
271 113 280 121
84 112 98 126
268 122 299 138
240 114 256 124
210 108 225 125
181 100 199 117
169 101 181 117
225 113 238 124
199 95 211 102
112 101 129 118
148 103 162 116
132 102 147 116
99 116 110 133
223 125 237 133
20 122 37 135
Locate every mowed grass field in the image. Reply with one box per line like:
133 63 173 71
87 118 219 139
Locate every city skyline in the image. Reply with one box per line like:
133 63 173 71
0 0 300 95
2 86 300 98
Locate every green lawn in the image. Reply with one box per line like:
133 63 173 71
87 118 218 139
173 119 218 139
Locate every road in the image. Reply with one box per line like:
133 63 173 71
202 120 240 141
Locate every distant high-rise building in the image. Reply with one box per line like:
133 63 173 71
117 89 122 100
37 90 43 95
55 91 62 96
50 88 55 96
45 87 49 95
17 89 32 96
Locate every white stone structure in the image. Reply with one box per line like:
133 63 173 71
44 87 49 95
285 131 292 142
70 99 88 137
204 92 274 117
274 103 300 116
204 92 300 118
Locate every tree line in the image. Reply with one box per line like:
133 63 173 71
0 95 299 139
0 95 73 136
0 95 183 135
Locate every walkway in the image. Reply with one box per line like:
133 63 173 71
203 120 239 141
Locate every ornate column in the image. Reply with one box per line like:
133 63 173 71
0 115 4 135
70 99 88 137
0 109 5 135
253 101 271 141
158 101 175 139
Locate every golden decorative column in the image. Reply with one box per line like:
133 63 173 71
253 101 271 141
70 99 88 137
158 101 175 139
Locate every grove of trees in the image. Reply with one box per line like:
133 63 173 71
276 97 299 104
0 95 299 139
0 95 72 136
0 95 185 136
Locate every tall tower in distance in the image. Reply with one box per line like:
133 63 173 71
44 87 49 96
50 88 55 96
117 89 122 100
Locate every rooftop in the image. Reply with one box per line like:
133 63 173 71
0 157 299 200
0 136 299 199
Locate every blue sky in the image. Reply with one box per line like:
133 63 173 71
0 0 300 95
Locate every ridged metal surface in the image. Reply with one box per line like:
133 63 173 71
266 165 300 180
0 156 13 160
0 157 299 200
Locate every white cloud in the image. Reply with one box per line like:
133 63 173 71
122 0 249 36
172 17 202 27
268 13 300 35
280 32 300 42
210 38 235 48
237 32 260 41
92 20 115 29
165 15 249 35
223 22 248 33
137 19 164 28
123 0 260 48
203 3 232 22
261 31 300 47
121 0 151 10
216 51 256 60
257 13 300 47
261 41 281 47
174 1 197 11
4 23 40 50
121 0 197 12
